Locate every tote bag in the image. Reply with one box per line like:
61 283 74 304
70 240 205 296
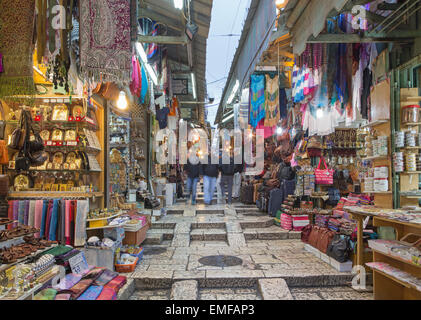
314 157 334 185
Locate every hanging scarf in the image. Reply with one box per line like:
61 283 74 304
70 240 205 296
140 64 148 104
74 200 89 247
0 0 36 98
249 74 266 128
79 0 132 83
264 74 280 127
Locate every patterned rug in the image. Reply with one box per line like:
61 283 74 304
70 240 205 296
79 0 132 84
0 0 36 97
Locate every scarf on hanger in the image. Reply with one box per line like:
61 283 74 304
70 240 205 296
74 200 89 247
0 0 36 98
250 74 266 128
79 0 132 83
34 200 43 238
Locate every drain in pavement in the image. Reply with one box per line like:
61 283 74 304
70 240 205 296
199 255 243 267
143 248 167 255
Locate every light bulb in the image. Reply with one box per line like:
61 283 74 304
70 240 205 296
276 0 285 6
316 108 323 119
276 127 284 135
117 91 128 110
174 0 183 10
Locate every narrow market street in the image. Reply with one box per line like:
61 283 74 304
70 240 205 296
122 202 373 300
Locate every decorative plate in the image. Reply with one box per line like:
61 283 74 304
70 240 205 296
14 174 30 190
64 130 77 141
52 104 69 121
51 129 63 141
53 152 64 165
72 105 85 117
65 152 77 164
40 130 50 141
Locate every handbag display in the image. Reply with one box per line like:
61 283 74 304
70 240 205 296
315 157 334 185
8 111 28 150
308 226 321 248
0 140 8 165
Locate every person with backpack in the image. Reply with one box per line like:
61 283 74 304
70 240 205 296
202 155 219 206
184 157 201 205
219 156 236 205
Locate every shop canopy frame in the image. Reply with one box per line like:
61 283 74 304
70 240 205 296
138 0 213 125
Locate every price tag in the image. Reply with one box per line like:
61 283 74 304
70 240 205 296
69 252 89 275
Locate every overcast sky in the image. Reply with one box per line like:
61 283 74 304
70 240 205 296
205 0 251 127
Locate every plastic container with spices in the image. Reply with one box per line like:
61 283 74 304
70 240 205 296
405 152 417 172
402 104 420 124
395 131 405 148
405 130 417 147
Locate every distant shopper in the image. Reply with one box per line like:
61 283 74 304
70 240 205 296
184 158 201 205
202 155 219 206
232 162 244 199
219 157 236 205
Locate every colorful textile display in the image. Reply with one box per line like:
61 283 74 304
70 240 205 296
0 0 36 97
53 273 82 291
77 285 103 300
34 288 57 300
55 293 71 300
264 74 280 127
249 74 266 128
96 275 127 300
68 279 94 300
94 269 118 286
79 0 132 83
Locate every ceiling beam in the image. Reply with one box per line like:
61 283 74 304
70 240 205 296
306 31 418 43
377 2 401 11
138 7 184 31
286 0 310 28
138 34 189 44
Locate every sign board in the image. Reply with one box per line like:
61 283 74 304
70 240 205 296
69 252 89 275
172 78 189 95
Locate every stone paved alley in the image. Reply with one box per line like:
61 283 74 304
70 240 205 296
120 203 373 300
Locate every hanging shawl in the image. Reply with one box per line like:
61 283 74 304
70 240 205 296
0 0 36 98
264 74 280 127
249 74 266 128
140 64 148 104
130 56 141 97
79 0 132 83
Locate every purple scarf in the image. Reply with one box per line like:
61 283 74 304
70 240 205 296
94 269 118 287
77 285 103 300
53 273 82 291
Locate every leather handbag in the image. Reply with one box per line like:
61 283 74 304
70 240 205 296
15 150 30 171
317 228 336 254
301 224 313 244
308 226 321 248
0 140 8 165
0 120 6 140
9 111 27 150
327 235 350 263
315 157 334 185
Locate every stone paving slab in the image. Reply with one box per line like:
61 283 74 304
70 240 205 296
170 280 198 300
258 278 293 300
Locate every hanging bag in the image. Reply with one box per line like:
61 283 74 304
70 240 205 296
315 157 334 185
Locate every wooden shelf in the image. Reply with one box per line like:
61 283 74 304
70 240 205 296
368 266 415 290
361 155 390 161
361 120 389 128
402 123 421 127
0 244 58 272
399 171 421 175
362 191 392 194
398 146 421 150
86 212 122 222
371 249 421 270
8 191 104 199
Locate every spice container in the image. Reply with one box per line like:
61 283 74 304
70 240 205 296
405 152 417 172
402 105 420 124
405 130 417 147
374 166 389 179
374 178 388 192
393 152 404 173
395 131 405 148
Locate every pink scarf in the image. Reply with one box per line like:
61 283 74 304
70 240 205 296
65 200 71 244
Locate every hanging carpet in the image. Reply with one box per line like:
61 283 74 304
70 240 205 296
0 0 36 98
79 0 132 84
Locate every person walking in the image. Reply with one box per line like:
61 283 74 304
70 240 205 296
184 158 201 205
202 155 219 206
219 156 236 205
232 162 244 199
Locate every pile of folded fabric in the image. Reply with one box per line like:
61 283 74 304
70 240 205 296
33 266 127 300
315 214 330 228
339 219 356 235
328 217 342 232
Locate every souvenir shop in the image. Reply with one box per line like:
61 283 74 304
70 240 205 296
0 0 201 300
238 26 421 299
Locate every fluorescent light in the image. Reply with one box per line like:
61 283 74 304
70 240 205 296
174 0 183 10
227 80 240 104
221 113 234 123
135 42 158 86
191 73 197 100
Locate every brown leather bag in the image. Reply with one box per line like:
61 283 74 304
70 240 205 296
317 228 336 254
301 224 313 244
308 226 321 248
0 140 8 165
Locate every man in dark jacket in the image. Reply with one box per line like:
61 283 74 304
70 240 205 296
184 158 201 205
202 155 219 206
219 157 236 205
